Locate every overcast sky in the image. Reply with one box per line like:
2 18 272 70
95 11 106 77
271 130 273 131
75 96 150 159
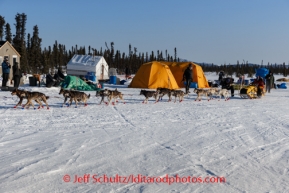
1 0 289 65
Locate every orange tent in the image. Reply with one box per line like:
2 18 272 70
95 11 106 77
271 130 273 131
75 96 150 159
162 62 209 88
129 61 179 89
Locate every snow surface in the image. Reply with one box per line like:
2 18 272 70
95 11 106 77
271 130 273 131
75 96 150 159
0 73 288 193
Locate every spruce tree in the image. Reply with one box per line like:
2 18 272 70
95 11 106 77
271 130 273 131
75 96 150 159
19 13 28 72
29 25 42 73
174 47 177 62
52 41 59 72
110 42 114 67
0 16 5 41
150 51 154 61
5 23 12 42
58 44 64 69
20 13 27 42
12 13 22 52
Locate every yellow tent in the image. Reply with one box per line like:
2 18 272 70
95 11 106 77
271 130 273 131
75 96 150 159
162 62 209 88
129 61 179 89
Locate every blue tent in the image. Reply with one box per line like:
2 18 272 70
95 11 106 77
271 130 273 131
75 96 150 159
255 68 269 79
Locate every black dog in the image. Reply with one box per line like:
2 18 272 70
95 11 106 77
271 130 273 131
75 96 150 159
140 89 159 104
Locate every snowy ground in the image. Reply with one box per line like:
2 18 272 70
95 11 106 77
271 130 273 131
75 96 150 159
0 73 288 193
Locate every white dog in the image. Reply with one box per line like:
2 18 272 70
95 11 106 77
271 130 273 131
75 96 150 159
207 88 220 100
215 89 230 101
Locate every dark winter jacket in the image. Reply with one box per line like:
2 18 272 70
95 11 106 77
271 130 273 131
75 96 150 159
221 77 234 88
13 64 21 76
183 67 192 80
265 72 274 86
2 61 11 74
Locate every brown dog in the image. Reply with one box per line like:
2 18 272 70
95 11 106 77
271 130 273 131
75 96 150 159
69 90 90 107
103 89 125 105
170 90 188 103
11 88 30 108
22 91 50 109
11 89 47 108
59 88 90 107
59 88 78 106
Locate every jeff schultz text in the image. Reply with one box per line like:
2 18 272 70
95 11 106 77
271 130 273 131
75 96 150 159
64 174 226 185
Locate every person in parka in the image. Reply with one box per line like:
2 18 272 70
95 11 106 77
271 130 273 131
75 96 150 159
2 58 11 87
182 63 193 94
13 62 22 88
252 76 265 97
221 77 235 97
265 71 274 93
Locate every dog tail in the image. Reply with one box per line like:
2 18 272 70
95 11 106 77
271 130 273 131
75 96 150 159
87 94 90 99
46 96 50 100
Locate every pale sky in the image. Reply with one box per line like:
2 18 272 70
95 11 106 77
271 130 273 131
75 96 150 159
1 0 289 65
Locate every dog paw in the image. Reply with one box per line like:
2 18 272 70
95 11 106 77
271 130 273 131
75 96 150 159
13 106 17 108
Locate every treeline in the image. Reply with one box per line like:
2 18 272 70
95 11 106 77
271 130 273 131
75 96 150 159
199 61 289 77
0 13 180 74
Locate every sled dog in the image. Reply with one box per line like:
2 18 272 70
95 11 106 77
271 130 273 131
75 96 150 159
193 88 210 101
170 90 188 102
59 88 81 106
156 87 172 102
11 89 48 108
96 89 109 105
140 89 159 104
103 89 125 105
59 88 90 107
216 89 230 101
11 89 30 108
22 91 50 109
207 88 220 100
69 90 90 107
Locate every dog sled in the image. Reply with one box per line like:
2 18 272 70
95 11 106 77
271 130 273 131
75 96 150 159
239 85 265 99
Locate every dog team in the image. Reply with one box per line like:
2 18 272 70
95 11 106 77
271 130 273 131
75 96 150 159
9 86 230 109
